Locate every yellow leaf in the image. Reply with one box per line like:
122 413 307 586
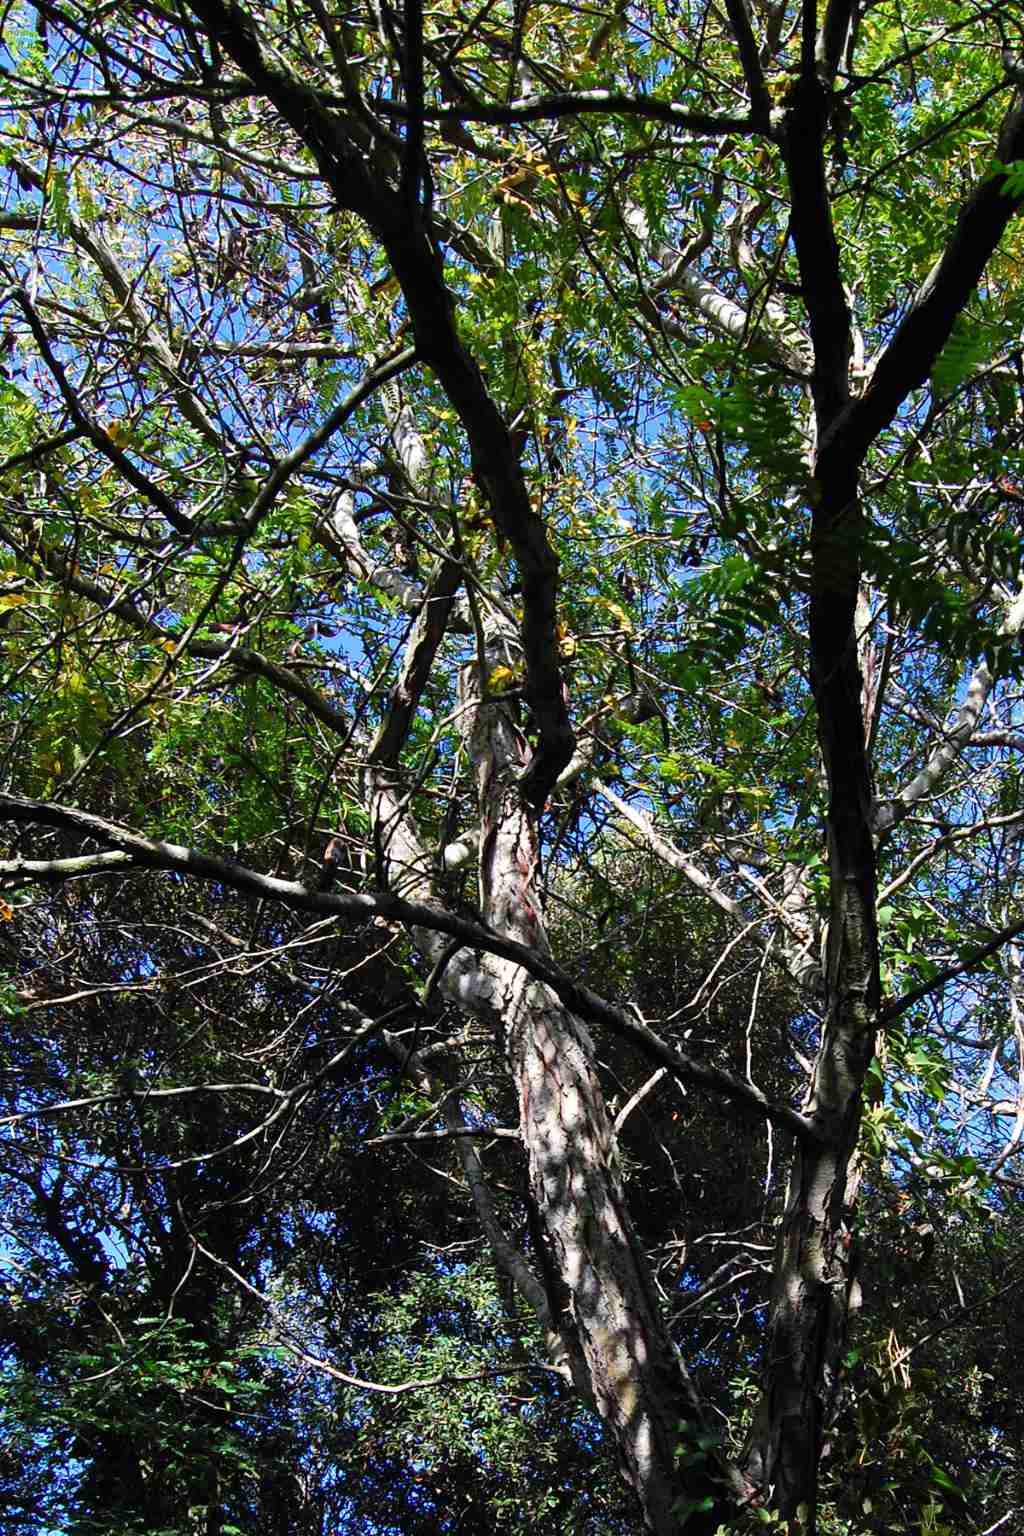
598 597 633 633
159 639 177 654
0 593 28 611
489 665 518 691
0 902 12 921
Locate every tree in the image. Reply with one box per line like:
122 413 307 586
3 0 1024 1530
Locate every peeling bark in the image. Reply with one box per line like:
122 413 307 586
457 644 732 1533
364 590 736 1528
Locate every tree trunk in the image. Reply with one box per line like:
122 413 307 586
456 651 734 1533
750 467 881 1530
370 637 736 1531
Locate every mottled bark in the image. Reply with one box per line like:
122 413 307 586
457 647 733 1534
362 576 737 1527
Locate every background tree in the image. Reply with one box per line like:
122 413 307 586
4 0 1024 1531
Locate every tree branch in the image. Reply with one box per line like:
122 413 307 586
595 780 744 923
818 0 858 81
2 285 195 537
0 794 824 1144
820 87 1024 478
7 152 226 451
778 78 851 428
880 914 1024 1025
196 1236 565 1392
185 0 575 809
374 90 759 135
874 662 992 840
2 525 353 736
367 556 464 766
723 0 772 126
239 344 419 536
